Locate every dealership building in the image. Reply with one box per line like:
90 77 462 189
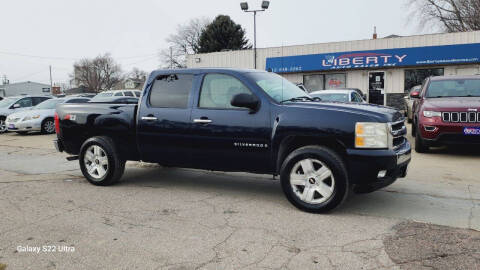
187 31 480 110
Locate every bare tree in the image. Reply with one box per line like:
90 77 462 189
128 67 147 80
159 17 211 68
410 0 480 32
71 54 123 92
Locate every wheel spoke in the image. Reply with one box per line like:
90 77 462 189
96 165 107 177
88 165 97 175
99 156 108 166
316 182 333 198
300 159 315 175
302 186 316 203
85 151 94 162
290 174 306 186
93 146 101 155
315 166 332 181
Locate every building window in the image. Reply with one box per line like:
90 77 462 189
404 68 444 92
303 73 346 92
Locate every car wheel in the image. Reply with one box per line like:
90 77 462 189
280 146 348 213
79 136 125 186
0 118 7 134
41 118 55 134
415 126 429 153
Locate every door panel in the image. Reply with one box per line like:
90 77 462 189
189 73 271 173
137 74 195 166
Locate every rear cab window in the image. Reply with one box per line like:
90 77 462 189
149 74 193 108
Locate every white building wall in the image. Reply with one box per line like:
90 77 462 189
187 31 480 70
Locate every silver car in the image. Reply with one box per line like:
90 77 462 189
5 97 90 134
310 89 366 103
0 95 51 133
404 85 421 123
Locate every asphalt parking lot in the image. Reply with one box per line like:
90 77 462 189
0 126 479 269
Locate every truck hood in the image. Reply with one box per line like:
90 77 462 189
423 97 480 111
286 101 403 122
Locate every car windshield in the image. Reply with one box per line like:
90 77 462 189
34 99 64 109
248 72 311 102
426 79 480 98
0 98 14 108
311 93 349 102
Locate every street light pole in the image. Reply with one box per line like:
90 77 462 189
241 1 270 70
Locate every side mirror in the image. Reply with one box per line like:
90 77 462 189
231 93 259 112
410 91 420 99
12 103 21 109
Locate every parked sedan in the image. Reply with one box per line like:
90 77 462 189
0 95 51 133
6 97 90 134
310 90 366 103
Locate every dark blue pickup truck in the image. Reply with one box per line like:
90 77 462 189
54 68 411 212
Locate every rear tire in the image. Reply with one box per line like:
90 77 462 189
415 127 429 153
280 146 349 213
79 136 125 186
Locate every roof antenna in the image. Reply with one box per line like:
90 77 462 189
373 26 378 39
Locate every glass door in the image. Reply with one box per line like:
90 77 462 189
368 72 385 105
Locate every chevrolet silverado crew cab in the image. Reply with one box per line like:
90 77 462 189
411 75 480 153
54 68 411 213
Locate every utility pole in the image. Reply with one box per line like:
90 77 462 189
170 47 173 69
49 65 53 93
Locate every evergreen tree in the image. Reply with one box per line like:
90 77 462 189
197 15 251 53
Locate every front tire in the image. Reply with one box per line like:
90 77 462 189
41 118 55 134
280 146 349 213
79 136 125 186
415 127 429 153
0 118 7 134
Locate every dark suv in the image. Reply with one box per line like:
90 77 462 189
411 75 480 152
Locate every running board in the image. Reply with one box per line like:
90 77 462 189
66 156 79 161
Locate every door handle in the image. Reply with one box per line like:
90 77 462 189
193 119 212 124
141 116 158 121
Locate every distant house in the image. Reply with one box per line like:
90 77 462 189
123 77 146 90
0 81 51 97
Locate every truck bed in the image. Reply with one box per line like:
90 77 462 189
56 103 139 160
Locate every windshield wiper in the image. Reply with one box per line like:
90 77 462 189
280 96 317 103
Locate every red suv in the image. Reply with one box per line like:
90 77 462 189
411 75 480 153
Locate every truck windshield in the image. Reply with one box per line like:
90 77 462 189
248 72 311 103
0 98 14 108
426 79 480 98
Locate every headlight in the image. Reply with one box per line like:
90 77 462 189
423 111 441 118
23 115 40 121
355 122 388 148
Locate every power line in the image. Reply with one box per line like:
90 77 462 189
0 51 158 61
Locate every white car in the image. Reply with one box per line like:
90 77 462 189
0 95 51 133
91 90 141 102
5 97 90 134
310 89 366 103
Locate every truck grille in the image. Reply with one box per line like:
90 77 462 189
389 120 407 149
442 112 480 123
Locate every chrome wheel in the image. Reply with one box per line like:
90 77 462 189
290 158 335 204
84 145 109 180
44 120 55 133
0 119 6 133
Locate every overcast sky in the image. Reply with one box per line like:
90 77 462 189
0 0 433 86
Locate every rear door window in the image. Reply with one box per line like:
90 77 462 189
124 91 134 97
149 74 193 108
